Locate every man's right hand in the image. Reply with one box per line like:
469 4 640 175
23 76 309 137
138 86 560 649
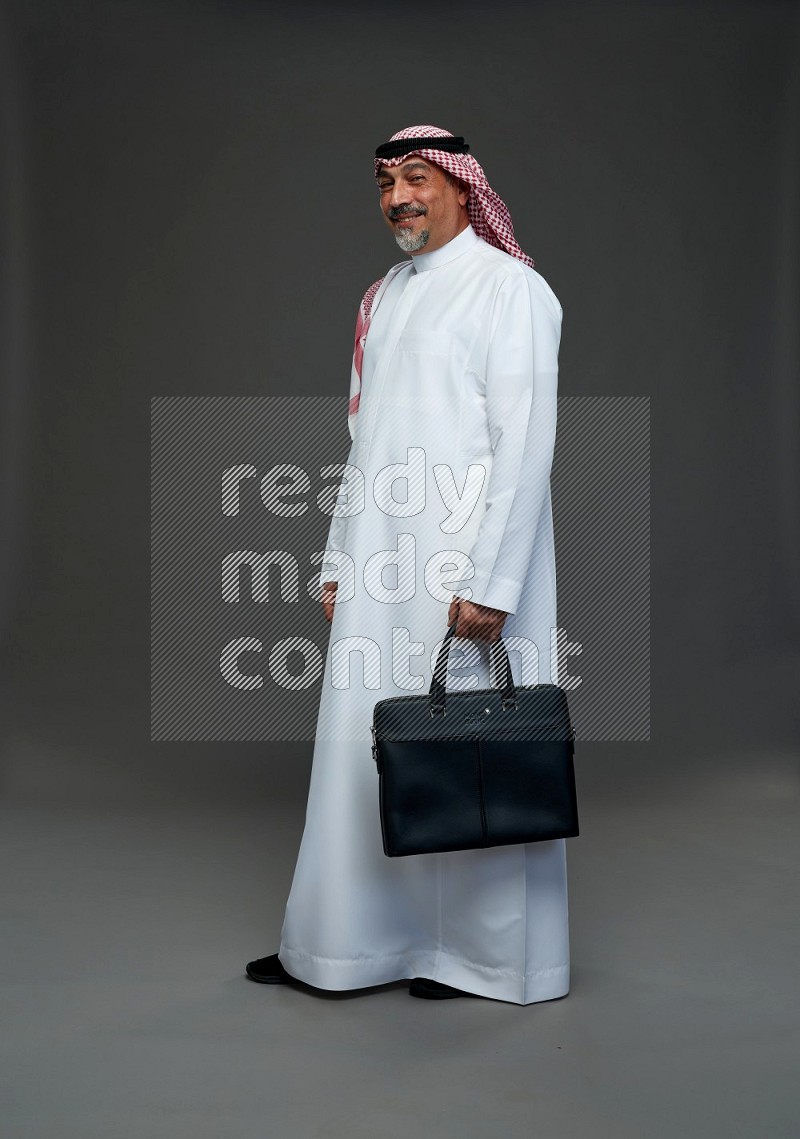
321 580 338 624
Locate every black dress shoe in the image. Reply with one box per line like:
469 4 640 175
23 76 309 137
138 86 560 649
409 976 472 999
245 953 299 984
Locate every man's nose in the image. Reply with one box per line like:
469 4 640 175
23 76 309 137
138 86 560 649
388 184 412 211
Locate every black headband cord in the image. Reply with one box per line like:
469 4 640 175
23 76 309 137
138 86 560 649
375 136 470 161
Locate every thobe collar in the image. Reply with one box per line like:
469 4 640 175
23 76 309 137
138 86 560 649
410 223 480 273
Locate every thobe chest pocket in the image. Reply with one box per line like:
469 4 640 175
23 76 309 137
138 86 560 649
384 330 467 419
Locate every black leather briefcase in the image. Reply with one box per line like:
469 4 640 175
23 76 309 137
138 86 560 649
371 620 579 857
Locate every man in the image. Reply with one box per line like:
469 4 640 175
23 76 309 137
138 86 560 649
246 125 567 1003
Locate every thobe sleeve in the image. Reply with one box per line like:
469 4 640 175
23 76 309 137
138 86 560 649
454 270 562 616
318 334 363 592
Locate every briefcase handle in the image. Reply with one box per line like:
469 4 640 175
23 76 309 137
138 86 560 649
429 621 518 717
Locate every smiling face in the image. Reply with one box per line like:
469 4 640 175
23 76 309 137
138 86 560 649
377 157 470 254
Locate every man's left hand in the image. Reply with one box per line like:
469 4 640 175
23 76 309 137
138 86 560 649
447 596 508 644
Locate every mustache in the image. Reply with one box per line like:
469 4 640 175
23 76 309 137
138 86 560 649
387 205 428 220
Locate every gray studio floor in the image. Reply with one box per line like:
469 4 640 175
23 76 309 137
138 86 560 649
2 731 798 1139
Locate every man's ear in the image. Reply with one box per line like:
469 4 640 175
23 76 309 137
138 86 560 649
457 182 470 207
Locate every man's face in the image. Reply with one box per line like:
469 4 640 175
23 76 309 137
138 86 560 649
377 158 469 254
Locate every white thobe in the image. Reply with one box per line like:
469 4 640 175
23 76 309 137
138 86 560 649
278 223 569 1004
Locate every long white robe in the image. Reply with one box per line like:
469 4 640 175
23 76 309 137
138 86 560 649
278 224 569 1005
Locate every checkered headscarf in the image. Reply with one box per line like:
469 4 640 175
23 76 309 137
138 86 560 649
374 124 534 269
348 125 533 437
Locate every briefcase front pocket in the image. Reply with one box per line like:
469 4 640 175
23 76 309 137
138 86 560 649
378 737 486 856
479 738 579 847
377 734 578 857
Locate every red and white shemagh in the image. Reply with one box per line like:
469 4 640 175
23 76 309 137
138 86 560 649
348 125 534 430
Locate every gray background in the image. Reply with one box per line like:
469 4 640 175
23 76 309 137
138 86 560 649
1 1 798 1136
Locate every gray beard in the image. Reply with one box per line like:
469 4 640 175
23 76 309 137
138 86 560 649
394 226 430 253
